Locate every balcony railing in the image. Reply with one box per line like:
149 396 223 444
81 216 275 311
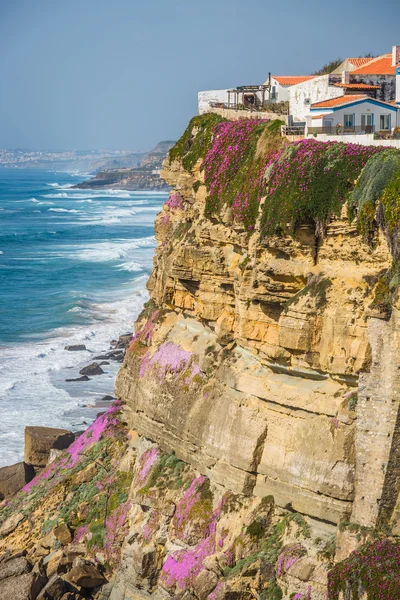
281 125 306 136
308 125 376 135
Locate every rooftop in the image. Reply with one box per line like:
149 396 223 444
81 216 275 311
347 57 376 68
334 83 380 89
311 94 366 108
270 75 315 86
310 94 398 109
352 54 396 75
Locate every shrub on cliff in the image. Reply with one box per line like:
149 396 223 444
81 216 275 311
168 113 225 172
203 118 285 229
260 139 383 238
328 539 400 600
348 149 400 246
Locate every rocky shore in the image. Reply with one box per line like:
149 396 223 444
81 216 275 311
0 332 132 502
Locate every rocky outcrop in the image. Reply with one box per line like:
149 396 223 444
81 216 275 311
24 427 75 470
115 150 393 530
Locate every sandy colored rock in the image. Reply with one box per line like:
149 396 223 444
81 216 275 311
53 524 72 546
24 427 75 468
67 558 106 588
0 462 35 498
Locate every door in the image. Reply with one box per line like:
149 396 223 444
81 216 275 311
361 114 373 133
323 118 333 133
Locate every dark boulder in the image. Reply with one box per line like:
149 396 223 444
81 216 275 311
0 462 35 498
65 376 90 382
64 345 87 352
79 363 104 377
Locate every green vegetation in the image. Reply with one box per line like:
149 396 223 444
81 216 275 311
328 539 400 600
204 119 286 229
168 113 225 172
371 262 400 316
312 58 343 75
349 150 400 245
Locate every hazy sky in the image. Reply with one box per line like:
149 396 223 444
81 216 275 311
0 0 399 151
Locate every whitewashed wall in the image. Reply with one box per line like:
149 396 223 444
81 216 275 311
289 75 344 122
270 78 290 102
306 133 400 148
198 90 229 114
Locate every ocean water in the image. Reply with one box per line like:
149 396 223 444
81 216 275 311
0 168 167 467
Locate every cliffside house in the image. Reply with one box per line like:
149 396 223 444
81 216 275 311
306 95 398 135
264 75 315 103
291 46 400 131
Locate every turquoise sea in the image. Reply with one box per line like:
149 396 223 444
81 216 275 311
0 168 167 466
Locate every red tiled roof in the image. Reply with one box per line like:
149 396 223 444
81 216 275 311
334 83 380 89
311 95 366 108
352 54 395 75
272 75 315 86
347 57 376 68
311 114 325 119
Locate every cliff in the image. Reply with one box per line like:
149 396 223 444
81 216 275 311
1 115 400 600
75 141 175 190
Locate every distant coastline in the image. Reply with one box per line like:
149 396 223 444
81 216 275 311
74 140 174 191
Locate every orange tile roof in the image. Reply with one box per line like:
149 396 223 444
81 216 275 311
311 114 325 119
334 83 380 89
348 57 376 68
272 75 315 86
311 95 366 108
352 54 395 75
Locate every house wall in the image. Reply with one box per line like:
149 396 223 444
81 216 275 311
349 74 396 102
289 74 343 122
198 89 229 114
305 133 400 148
205 106 288 123
270 78 290 103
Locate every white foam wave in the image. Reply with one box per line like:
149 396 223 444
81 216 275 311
49 208 79 213
0 284 149 467
72 237 155 262
117 261 143 272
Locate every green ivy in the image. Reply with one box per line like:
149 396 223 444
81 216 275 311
168 113 225 172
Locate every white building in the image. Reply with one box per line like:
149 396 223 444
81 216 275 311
306 95 398 134
198 89 230 115
290 48 400 123
264 75 315 103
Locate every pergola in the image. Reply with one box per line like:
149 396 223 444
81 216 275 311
227 78 271 110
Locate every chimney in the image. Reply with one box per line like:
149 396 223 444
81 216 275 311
342 70 350 84
392 45 400 67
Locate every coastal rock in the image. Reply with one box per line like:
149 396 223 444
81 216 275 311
0 462 35 498
66 558 106 588
65 376 90 382
0 556 30 581
114 334 133 349
0 512 25 536
36 574 67 599
79 363 104 377
24 427 75 468
64 345 87 352
53 524 72 546
0 571 45 600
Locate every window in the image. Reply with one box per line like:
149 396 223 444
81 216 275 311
344 114 355 130
380 114 391 130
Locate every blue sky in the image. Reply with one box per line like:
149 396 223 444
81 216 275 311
0 0 399 151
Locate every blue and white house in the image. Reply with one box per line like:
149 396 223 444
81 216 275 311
306 94 398 134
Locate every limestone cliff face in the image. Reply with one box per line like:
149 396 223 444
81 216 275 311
115 147 400 537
